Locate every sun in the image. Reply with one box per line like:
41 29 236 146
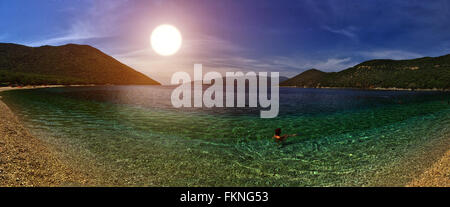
150 24 182 56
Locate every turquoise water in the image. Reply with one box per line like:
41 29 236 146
1 86 449 186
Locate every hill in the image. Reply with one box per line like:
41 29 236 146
0 43 160 86
281 55 450 89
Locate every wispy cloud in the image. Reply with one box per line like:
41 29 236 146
322 26 358 39
272 56 358 72
304 57 357 71
360 50 423 60
28 28 103 47
182 36 248 56
27 0 129 46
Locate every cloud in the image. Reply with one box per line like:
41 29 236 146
27 0 129 46
28 29 103 47
271 56 358 72
322 26 358 39
182 35 247 56
305 57 357 71
360 50 423 60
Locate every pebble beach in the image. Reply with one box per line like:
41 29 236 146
0 99 90 186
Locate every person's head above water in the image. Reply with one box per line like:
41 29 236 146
275 128 281 136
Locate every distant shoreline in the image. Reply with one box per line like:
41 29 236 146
280 85 450 92
1 85 449 93
0 84 96 92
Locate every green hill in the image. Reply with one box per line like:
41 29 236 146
281 55 450 89
0 43 160 86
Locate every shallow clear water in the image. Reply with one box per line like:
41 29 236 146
1 86 449 186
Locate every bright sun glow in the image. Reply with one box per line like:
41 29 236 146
151 24 182 56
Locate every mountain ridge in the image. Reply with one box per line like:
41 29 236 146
281 54 450 89
0 43 160 86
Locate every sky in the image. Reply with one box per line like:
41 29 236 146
1 0 450 84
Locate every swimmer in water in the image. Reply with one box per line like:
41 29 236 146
273 128 297 143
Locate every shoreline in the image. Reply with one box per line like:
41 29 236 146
1 85 449 93
0 84 97 93
0 99 95 186
407 149 450 187
280 85 450 92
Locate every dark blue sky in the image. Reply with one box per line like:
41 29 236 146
1 0 449 83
